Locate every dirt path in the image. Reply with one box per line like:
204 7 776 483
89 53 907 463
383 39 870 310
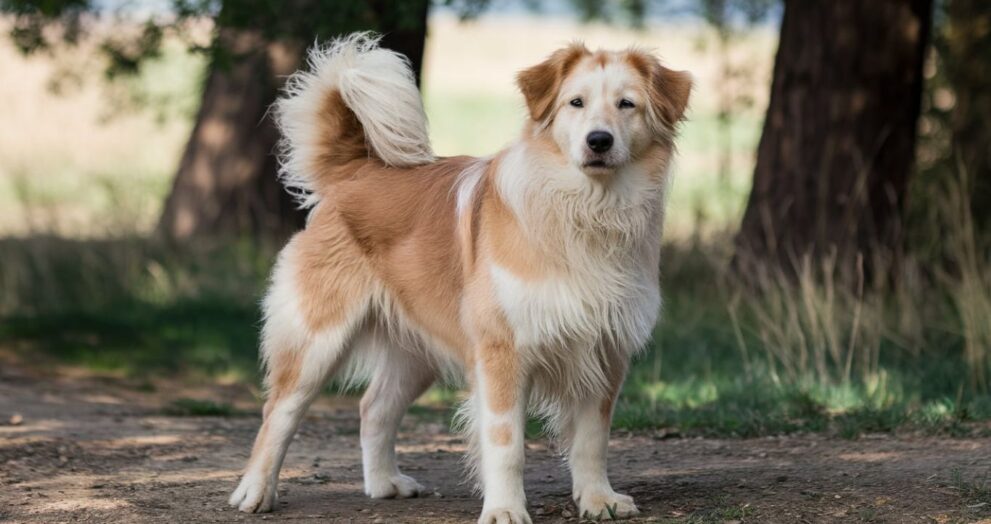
1 362 989 524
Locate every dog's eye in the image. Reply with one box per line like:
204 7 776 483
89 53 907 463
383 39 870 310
569 98 584 108
618 99 636 109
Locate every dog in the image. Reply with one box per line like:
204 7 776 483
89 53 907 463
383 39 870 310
229 32 691 523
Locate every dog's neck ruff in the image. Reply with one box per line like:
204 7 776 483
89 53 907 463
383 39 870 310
493 140 668 262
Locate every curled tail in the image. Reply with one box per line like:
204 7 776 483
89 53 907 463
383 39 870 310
275 32 434 208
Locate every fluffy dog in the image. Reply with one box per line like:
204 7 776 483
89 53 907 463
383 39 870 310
229 33 691 523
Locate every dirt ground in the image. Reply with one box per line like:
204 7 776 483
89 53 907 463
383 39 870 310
1 361 990 524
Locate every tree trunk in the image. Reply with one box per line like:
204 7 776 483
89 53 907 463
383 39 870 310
945 0 991 236
735 0 933 277
156 0 430 243
156 29 304 242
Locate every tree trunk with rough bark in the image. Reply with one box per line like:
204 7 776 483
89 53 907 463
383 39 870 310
156 0 430 243
945 0 991 237
735 0 933 277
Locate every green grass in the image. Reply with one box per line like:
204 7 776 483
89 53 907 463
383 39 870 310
660 501 754 524
0 237 269 381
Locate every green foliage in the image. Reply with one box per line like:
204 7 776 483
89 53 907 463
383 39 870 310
444 0 777 27
1 0 88 53
0 0 428 86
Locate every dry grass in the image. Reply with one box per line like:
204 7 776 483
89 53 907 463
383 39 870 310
0 22 201 236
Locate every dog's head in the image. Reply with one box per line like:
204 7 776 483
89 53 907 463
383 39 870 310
517 43 692 178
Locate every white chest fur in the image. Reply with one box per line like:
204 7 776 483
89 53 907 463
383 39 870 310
489 260 660 353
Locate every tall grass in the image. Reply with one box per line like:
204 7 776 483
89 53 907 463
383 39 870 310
611 169 991 436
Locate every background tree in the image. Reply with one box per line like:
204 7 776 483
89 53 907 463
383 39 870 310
942 0 991 238
734 0 934 277
1 0 431 243
156 0 431 242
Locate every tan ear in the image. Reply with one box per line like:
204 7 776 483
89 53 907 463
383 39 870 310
649 65 693 128
516 43 589 122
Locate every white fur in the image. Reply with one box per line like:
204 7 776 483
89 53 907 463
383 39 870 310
473 362 531 524
455 158 489 218
565 399 639 519
553 62 644 170
275 32 434 208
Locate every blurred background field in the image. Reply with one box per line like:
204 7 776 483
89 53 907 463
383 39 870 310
0 13 772 239
2 2 990 441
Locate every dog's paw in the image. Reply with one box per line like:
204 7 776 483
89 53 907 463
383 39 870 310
229 473 276 513
365 472 424 499
477 507 532 524
575 489 639 520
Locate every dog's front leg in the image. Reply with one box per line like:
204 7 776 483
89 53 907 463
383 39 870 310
564 362 639 520
475 341 531 524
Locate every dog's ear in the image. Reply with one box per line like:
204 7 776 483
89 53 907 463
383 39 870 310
647 64 693 131
516 43 588 122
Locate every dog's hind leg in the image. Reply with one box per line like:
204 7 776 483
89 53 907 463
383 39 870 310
358 338 437 498
230 226 373 513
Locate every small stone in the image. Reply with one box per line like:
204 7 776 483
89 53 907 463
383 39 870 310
9 414 23 426
561 509 574 518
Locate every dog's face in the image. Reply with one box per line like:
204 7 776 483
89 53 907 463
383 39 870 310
517 44 692 178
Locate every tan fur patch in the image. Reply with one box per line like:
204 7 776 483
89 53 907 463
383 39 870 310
480 341 519 414
333 156 477 356
293 203 374 332
311 90 369 191
480 176 558 281
516 43 590 122
623 49 693 128
267 348 303 401
598 353 629 421
489 423 513 446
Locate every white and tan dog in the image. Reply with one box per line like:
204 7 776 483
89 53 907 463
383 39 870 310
229 33 691 523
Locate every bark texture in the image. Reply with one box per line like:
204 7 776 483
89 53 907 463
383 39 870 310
945 0 991 235
736 0 933 275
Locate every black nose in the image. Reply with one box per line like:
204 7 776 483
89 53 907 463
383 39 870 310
586 131 614 153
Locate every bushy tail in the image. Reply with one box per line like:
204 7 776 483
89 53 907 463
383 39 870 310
275 32 434 208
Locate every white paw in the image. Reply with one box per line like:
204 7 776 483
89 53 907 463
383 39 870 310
477 507 532 524
575 489 639 520
229 473 276 513
364 472 424 499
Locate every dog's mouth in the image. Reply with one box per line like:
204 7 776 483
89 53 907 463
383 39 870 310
582 156 620 172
